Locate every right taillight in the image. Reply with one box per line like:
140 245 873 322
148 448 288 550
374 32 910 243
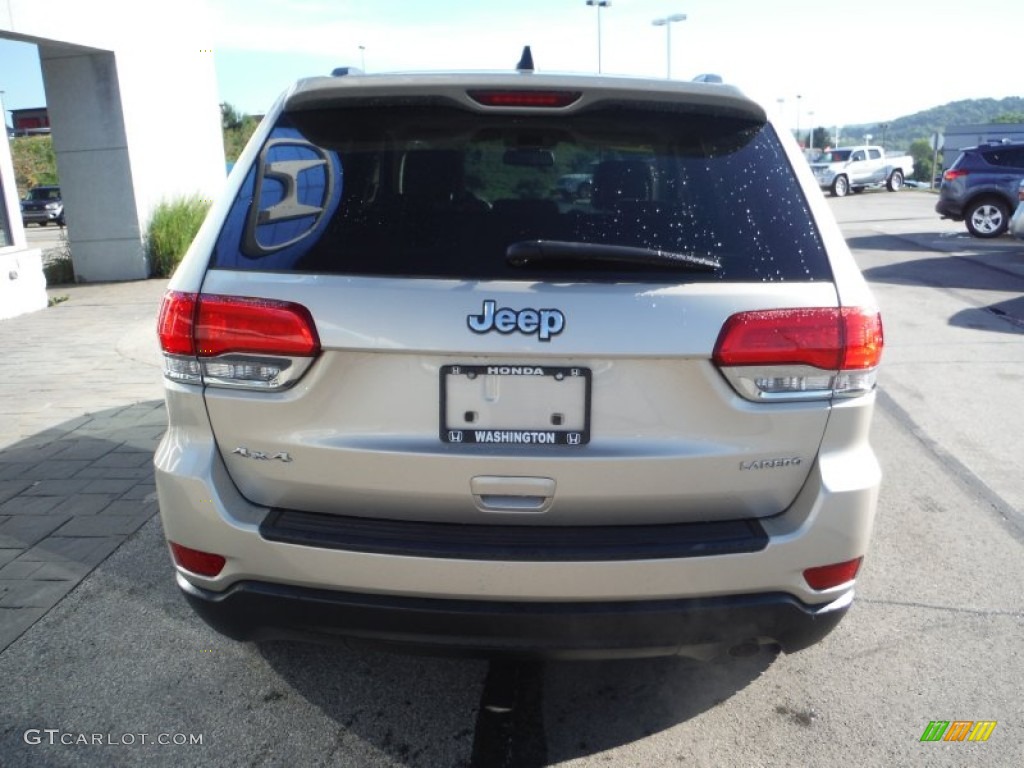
157 291 321 390
804 557 862 590
713 307 883 402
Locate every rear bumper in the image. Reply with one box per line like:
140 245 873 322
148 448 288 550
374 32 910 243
178 573 851 659
934 198 963 220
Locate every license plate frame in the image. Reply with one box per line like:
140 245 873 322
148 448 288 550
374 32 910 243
440 364 591 446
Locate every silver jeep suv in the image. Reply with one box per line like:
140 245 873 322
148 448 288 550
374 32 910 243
155 69 883 659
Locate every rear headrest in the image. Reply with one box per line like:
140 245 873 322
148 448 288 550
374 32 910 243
591 160 653 210
401 150 464 199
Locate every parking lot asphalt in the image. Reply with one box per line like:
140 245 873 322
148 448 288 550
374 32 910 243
1 195 1023 765
0 279 168 651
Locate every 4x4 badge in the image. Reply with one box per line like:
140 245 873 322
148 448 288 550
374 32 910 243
467 300 565 342
232 447 292 463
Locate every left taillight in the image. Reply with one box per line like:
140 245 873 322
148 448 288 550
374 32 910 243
169 542 226 578
157 291 321 390
712 307 883 402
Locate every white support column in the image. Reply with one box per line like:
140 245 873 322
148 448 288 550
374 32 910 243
0 109 47 318
1 0 225 285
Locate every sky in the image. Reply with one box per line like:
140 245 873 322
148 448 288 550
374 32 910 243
1 0 1022 134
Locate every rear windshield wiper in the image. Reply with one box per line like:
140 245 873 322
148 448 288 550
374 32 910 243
506 240 720 272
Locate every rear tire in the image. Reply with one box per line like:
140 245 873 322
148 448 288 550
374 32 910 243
965 198 1009 238
887 170 904 192
831 175 849 198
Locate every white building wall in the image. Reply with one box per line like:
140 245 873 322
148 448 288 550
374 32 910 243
0 116 46 319
0 0 224 291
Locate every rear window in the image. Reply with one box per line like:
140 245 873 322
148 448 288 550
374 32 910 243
27 187 61 201
211 103 830 283
981 146 1024 170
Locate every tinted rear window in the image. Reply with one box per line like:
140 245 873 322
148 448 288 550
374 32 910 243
211 103 830 283
982 146 1024 169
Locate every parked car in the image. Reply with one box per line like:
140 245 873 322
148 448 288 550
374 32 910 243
935 141 1024 238
809 146 913 197
1010 179 1024 240
155 65 883 660
20 185 64 226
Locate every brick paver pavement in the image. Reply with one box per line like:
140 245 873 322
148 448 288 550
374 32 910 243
0 279 168 651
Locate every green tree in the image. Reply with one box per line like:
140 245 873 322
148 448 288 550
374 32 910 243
992 112 1024 124
908 138 935 182
10 135 58 196
220 102 260 164
220 102 245 131
810 127 834 150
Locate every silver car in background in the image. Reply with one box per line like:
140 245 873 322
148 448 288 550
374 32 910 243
155 70 883 659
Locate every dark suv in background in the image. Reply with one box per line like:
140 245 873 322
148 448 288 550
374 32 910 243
20 185 65 227
936 141 1024 238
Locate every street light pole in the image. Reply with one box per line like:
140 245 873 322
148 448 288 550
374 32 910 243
586 0 611 74
359 45 366 71
795 94 802 148
651 13 687 79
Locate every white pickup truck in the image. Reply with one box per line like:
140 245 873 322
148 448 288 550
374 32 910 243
809 146 913 197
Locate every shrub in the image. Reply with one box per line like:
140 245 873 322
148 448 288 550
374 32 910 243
43 227 75 285
146 196 212 277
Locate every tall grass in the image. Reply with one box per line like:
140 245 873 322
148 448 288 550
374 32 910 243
43 227 75 285
147 196 212 277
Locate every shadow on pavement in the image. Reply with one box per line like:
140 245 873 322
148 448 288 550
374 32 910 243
542 652 774 761
861 253 1024 292
949 297 1024 335
0 404 777 767
259 635 775 766
845 233 938 254
0 401 165 652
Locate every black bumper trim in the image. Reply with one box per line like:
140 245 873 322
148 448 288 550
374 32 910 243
259 509 768 561
178 576 849 659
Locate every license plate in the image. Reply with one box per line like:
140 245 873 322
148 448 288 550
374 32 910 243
440 365 591 446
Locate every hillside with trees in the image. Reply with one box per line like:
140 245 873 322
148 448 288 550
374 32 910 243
833 97 1024 152
798 96 1024 182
